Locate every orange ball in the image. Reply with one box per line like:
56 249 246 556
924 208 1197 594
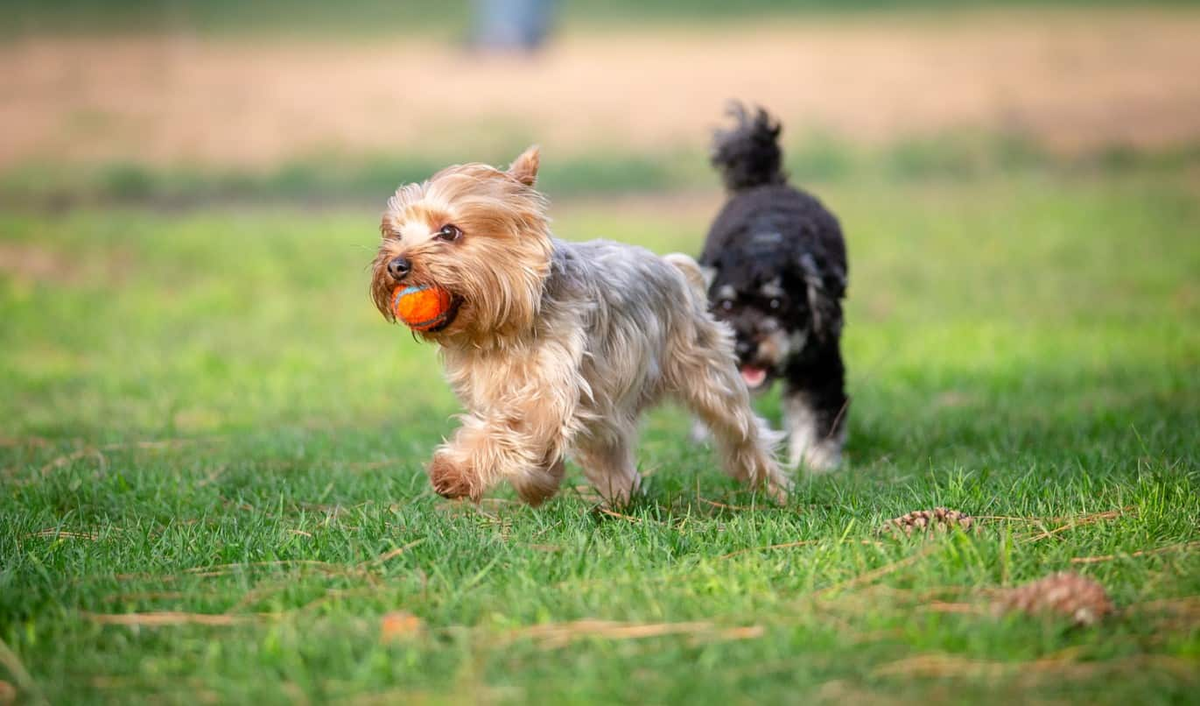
392 285 453 331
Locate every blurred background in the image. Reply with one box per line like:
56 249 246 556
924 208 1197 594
1 0 1197 440
4 0 1200 205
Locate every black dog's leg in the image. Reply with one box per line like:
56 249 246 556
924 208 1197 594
782 340 848 470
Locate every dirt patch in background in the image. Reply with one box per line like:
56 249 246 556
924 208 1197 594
3 8 1200 169
0 242 61 282
0 241 134 286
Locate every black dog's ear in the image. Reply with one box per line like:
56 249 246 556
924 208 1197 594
799 253 844 342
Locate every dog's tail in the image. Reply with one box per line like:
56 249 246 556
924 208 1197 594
664 253 708 301
710 102 785 192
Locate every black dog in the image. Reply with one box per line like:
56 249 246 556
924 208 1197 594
698 104 849 470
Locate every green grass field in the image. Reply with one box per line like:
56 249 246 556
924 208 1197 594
1 167 1198 704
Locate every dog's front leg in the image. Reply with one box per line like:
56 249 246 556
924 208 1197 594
429 339 583 505
428 403 574 506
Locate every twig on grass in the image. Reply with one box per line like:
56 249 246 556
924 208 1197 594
0 637 47 705
524 543 563 552
872 652 1199 684
923 600 988 615
719 537 893 561
288 586 386 617
1133 595 1200 614
817 544 938 596
27 528 101 540
1022 506 1137 543
719 540 817 560
594 507 648 524
111 572 179 584
28 437 213 482
1070 540 1200 565
184 559 344 575
0 436 51 448
196 464 228 487
531 518 566 539
1125 595 1200 632
698 497 756 512
102 591 187 603
358 539 426 569
105 558 371 589
498 619 763 650
38 448 107 477
224 576 299 614
81 611 268 626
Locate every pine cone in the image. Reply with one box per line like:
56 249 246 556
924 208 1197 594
880 508 976 536
996 572 1114 626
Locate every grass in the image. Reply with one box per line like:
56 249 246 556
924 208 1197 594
1 168 1198 704
5 132 1199 210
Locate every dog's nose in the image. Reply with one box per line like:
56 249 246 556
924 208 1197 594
387 256 412 281
735 340 755 357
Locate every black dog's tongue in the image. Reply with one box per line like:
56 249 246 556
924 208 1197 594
740 366 767 389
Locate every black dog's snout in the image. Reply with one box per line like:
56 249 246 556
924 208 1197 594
387 256 412 281
735 339 755 357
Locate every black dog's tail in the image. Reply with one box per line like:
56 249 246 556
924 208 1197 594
710 102 786 192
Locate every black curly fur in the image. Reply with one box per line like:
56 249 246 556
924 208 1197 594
710 103 786 192
700 103 850 465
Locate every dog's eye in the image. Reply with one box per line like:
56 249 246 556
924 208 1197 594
435 224 462 242
721 300 733 311
769 298 780 310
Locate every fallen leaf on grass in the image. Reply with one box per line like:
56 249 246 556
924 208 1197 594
0 680 15 706
380 611 424 643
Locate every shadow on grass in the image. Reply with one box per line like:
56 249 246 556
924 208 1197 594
636 360 1197 515
4 359 1195 528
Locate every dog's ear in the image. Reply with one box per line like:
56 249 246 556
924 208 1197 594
799 253 843 342
508 145 540 187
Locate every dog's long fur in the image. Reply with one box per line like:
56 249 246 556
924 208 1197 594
371 147 786 505
700 104 849 470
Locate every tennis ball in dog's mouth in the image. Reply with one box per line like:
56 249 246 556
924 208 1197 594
391 285 453 331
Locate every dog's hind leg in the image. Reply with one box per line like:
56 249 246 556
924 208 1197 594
664 317 789 501
574 425 641 506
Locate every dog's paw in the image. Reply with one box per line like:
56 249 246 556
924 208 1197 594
428 452 480 501
786 432 844 473
797 441 843 473
511 458 565 507
764 480 790 505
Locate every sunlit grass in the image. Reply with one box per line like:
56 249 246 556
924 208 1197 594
1 170 1197 704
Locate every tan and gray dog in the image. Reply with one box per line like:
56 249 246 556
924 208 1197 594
370 147 786 506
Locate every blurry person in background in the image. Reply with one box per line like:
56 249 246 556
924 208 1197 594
474 0 555 52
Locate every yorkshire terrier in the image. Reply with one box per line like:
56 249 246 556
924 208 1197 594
699 104 849 470
371 147 786 506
